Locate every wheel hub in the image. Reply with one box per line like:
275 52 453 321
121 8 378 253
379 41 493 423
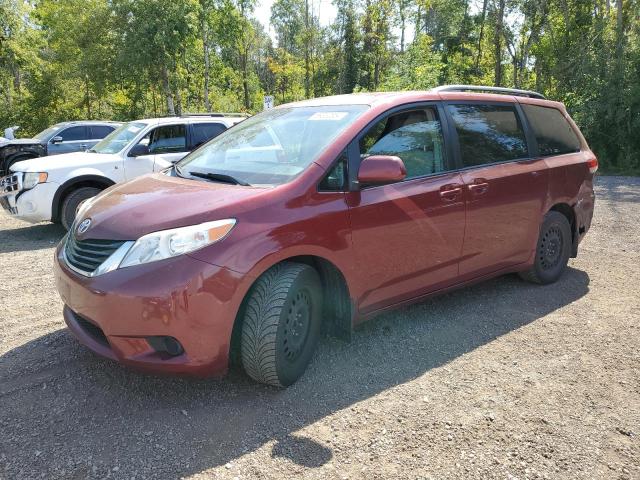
283 290 311 361
539 225 563 270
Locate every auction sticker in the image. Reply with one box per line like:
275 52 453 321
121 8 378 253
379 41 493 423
309 112 348 121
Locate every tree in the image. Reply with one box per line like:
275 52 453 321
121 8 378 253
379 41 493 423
111 0 200 115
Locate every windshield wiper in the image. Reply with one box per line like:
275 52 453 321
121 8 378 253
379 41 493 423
188 171 250 186
88 148 97 153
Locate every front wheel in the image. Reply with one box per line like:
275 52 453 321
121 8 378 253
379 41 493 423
519 211 572 284
61 187 102 231
240 262 323 387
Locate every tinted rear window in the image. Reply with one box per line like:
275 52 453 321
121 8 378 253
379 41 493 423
447 104 528 167
91 125 115 139
192 122 226 147
522 104 581 156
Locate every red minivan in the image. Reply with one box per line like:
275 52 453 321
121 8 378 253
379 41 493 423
54 86 596 387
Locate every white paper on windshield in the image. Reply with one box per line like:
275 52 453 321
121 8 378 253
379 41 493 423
309 112 349 121
127 125 142 133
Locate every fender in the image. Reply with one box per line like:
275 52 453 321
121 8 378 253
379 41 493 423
237 243 356 340
51 174 116 223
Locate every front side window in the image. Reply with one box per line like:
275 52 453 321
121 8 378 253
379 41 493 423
447 103 528 167
91 122 146 154
179 105 368 186
318 153 348 191
521 104 581 156
359 107 446 179
59 126 89 141
148 125 187 154
191 123 226 148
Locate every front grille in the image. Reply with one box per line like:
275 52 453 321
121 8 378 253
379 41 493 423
0 173 20 195
73 311 109 346
65 235 126 274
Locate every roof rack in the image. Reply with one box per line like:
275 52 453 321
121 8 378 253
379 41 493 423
432 84 546 100
179 112 251 118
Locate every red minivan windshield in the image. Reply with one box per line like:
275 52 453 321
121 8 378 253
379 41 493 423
178 105 368 186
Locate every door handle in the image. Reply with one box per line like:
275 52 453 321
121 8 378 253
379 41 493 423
468 178 489 196
439 184 463 202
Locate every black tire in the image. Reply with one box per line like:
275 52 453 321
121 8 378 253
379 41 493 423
240 262 323 387
61 187 102 231
519 211 572 284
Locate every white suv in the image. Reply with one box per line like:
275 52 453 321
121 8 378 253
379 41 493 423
0 115 245 229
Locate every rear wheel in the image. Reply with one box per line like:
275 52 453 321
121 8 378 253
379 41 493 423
519 211 572 284
61 187 101 231
240 262 323 387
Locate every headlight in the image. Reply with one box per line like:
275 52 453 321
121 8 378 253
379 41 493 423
22 172 48 190
119 219 237 268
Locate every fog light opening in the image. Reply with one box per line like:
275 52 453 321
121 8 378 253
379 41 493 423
147 336 184 357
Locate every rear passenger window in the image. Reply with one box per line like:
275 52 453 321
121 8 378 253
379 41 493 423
59 126 89 141
91 125 115 139
191 123 226 148
447 104 528 167
359 107 446 179
521 104 581 156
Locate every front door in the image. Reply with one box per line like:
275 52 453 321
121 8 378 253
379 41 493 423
124 124 189 180
346 104 466 314
445 102 549 279
49 126 91 154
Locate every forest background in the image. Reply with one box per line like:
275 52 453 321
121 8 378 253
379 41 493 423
1 0 638 173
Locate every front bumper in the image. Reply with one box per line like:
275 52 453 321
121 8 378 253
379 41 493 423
0 178 58 223
54 243 251 377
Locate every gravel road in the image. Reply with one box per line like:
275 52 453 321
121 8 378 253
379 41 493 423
1 176 638 480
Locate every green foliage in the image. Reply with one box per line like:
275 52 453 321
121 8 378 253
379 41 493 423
0 0 638 172
379 34 443 90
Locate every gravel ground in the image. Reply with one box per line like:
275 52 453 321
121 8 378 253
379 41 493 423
0 176 639 480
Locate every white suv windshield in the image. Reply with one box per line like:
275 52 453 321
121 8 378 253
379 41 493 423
90 122 146 154
178 105 368 186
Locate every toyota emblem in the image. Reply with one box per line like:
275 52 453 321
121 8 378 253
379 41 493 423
77 218 92 235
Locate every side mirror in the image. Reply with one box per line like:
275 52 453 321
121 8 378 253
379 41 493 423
357 155 406 186
51 136 63 144
129 143 150 157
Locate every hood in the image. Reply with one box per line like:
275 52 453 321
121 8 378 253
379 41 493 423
10 151 117 173
77 173 273 240
0 138 44 148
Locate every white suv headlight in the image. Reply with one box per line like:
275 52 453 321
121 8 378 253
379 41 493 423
22 172 48 190
119 219 237 268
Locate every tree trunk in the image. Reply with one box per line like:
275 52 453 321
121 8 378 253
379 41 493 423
475 0 489 73
494 0 505 87
5 78 12 108
85 76 92 118
175 87 183 116
161 65 175 115
202 12 211 111
614 0 625 75
241 48 250 109
399 0 406 53
304 0 310 98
